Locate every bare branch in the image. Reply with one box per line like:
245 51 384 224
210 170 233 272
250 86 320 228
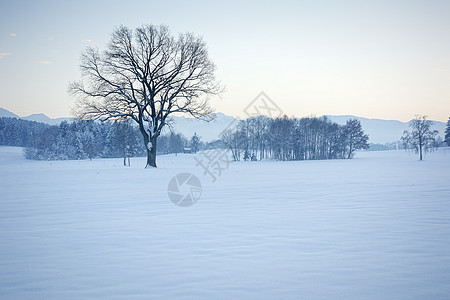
69 24 222 167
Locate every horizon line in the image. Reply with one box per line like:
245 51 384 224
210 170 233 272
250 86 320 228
1 107 448 124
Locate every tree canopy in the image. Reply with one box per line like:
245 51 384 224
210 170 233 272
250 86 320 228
402 115 439 160
70 24 221 167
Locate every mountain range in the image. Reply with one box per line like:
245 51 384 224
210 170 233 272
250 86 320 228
1 107 447 144
0 108 73 126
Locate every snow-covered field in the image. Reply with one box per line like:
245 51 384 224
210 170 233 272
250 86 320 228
1 146 450 299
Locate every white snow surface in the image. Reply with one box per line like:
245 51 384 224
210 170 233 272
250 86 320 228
1 146 450 299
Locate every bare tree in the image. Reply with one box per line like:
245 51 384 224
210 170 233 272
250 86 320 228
221 128 242 161
401 115 439 160
69 25 221 167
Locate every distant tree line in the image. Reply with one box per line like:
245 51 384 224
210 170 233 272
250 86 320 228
0 117 202 163
157 132 203 155
367 142 401 151
0 117 50 147
221 115 369 161
10 114 448 163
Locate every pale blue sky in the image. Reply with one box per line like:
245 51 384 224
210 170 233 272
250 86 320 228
1 0 449 121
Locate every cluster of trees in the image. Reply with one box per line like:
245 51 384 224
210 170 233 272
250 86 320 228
0 117 50 147
157 132 202 155
2 115 370 163
23 120 145 162
0 117 202 164
222 116 369 161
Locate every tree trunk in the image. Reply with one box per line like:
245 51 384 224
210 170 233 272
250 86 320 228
419 144 423 161
123 155 130 166
347 146 352 159
146 137 157 168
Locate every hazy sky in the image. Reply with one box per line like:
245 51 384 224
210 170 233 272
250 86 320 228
1 0 449 121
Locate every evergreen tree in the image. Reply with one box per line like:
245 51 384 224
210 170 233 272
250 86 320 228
169 132 186 155
445 117 450 146
190 133 201 153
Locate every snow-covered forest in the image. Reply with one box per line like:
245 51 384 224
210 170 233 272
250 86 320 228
0 117 193 161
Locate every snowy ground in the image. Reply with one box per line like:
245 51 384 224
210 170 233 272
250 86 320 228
1 146 450 299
